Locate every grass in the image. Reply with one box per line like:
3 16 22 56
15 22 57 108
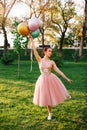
0 60 87 130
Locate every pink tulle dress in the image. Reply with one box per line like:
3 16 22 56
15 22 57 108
33 58 71 107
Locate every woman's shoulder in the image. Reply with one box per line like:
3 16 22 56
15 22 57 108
50 60 55 64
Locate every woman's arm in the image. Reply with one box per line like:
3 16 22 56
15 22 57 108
52 61 73 83
28 35 41 62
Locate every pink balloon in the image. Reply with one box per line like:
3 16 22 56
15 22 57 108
28 17 40 31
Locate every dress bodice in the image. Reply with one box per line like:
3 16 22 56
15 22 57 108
39 59 52 74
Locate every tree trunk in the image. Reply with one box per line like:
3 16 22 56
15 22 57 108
2 22 8 53
59 32 65 52
79 0 87 57
79 24 86 56
42 30 45 47
18 53 20 79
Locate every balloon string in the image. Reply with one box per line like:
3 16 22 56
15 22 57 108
30 48 33 72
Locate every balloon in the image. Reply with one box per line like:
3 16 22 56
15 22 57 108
28 17 40 31
30 29 40 38
17 22 30 36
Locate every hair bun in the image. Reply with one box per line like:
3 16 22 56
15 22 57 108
39 45 50 48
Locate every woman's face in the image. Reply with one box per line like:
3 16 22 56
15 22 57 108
45 48 52 57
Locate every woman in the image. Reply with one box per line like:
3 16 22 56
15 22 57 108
28 35 72 120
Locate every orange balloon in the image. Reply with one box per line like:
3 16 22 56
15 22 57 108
17 22 30 36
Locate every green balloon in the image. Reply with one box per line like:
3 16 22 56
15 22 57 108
30 29 40 38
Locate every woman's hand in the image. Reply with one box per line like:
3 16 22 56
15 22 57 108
27 34 33 39
67 79 73 83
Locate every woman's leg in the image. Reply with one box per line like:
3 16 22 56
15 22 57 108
47 105 52 120
47 105 52 113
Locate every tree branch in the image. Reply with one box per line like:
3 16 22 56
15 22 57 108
5 0 16 19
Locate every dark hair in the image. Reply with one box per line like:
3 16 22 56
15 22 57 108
39 45 51 55
42 46 51 56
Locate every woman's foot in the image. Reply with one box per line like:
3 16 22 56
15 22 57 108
47 113 52 120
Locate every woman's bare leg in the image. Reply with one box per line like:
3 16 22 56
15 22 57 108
47 105 52 113
47 105 52 120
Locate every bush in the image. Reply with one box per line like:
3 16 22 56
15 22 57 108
63 49 74 61
72 49 80 62
0 48 87 62
1 51 14 65
52 48 64 67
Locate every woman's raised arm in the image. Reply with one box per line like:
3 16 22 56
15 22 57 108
28 35 41 62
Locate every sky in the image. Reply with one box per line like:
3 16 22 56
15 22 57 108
73 0 85 15
9 2 30 18
9 0 85 18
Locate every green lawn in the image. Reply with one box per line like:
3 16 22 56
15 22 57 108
0 60 87 130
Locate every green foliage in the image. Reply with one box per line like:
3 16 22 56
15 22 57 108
0 48 87 62
1 51 14 65
52 48 64 67
12 20 28 54
72 49 80 62
51 0 76 50
64 33 75 47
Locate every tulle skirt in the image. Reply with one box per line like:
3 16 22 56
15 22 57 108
33 73 71 107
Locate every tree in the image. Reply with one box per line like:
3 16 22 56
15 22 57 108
20 0 55 46
12 20 28 78
0 0 16 52
51 0 76 51
39 0 53 46
79 0 87 56
69 15 83 46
